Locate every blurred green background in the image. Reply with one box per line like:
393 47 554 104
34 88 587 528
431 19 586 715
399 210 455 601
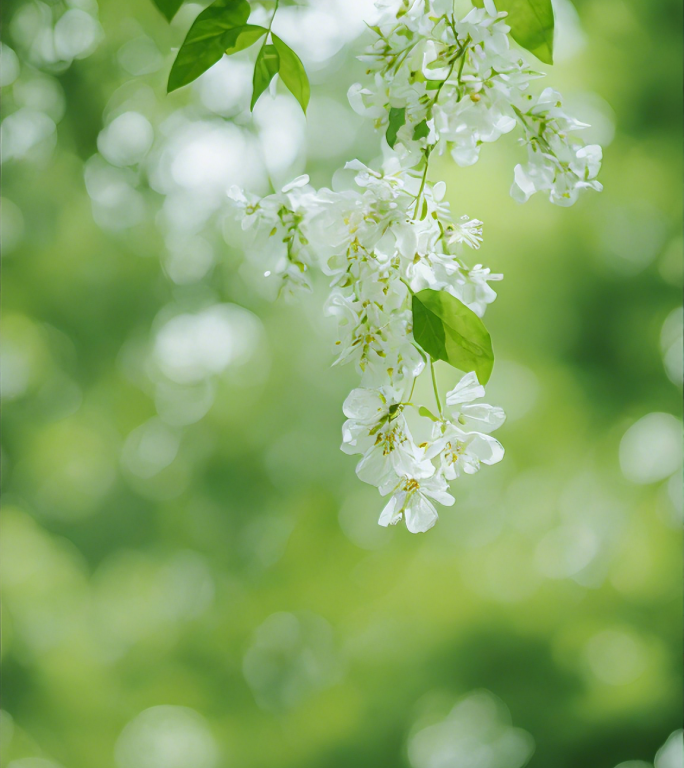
1 0 682 767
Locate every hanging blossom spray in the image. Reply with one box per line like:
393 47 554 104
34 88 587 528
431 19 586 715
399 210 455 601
227 0 603 533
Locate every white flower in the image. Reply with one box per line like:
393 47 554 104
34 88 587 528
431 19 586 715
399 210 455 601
379 473 455 533
510 137 603 207
456 264 503 317
227 185 267 230
425 421 504 479
341 386 402 452
282 174 310 193
355 2 601 205
341 387 433 489
328 291 413 377
448 216 484 249
409 371 507 480
510 88 603 206
445 371 506 433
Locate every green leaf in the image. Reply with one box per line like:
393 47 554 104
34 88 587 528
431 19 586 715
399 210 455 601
386 107 406 148
413 119 429 141
412 288 494 384
473 0 554 64
418 406 438 421
167 0 251 93
272 34 310 114
151 0 184 22
251 44 280 110
224 24 269 56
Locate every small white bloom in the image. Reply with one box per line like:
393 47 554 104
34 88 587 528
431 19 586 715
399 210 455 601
448 216 484 249
425 421 505 479
379 473 455 533
341 387 433 490
446 371 506 433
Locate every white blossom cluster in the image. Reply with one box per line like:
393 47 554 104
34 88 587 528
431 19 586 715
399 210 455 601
351 0 603 205
229 159 504 533
228 0 603 533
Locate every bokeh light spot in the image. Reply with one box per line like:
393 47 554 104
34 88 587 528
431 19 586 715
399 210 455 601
619 412 683 485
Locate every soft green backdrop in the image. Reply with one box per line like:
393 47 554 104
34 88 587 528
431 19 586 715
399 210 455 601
1 0 682 767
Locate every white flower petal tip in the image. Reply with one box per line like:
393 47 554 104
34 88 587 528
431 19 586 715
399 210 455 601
446 371 486 405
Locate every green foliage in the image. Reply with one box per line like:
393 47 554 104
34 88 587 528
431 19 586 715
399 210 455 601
412 289 494 384
224 24 269 56
164 0 309 113
272 34 310 114
386 107 406 148
413 119 430 141
151 0 184 22
473 0 554 63
251 44 280 109
167 0 251 92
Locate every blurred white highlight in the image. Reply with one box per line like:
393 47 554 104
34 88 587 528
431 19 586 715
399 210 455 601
117 35 163 76
655 730 684 768
243 611 343 711
535 523 599 579
122 418 180 479
619 412 683 485
1 109 56 163
584 629 647 686
408 690 535 768
0 43 20 87
115 706 218 768
98 111 154 167
54 9 101 61
660 307 683 386
153 304 262 385
84 155 145 229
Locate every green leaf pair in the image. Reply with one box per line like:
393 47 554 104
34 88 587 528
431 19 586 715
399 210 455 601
165 0 309 113
412 289 494 385
473 0 555 64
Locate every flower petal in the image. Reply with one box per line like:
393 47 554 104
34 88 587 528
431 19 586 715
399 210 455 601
342 388 385 421
467 432 505 464
356 446 395 488
446 371 485 405
379 492 404 527
404 494 439 533
460 403 506 433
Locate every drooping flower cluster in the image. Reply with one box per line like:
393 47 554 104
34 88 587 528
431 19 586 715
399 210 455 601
229 158 505 532
228 0 603 532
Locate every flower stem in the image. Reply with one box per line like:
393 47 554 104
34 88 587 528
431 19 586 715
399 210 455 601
400 276 415 294
412 150 431 219
260 0 279 50
268 0 279 34
434 35 467 104
511 103 557 159
429 356 443 417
